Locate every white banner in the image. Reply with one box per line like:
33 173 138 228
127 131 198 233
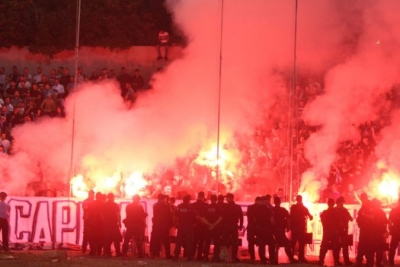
5 197 385 257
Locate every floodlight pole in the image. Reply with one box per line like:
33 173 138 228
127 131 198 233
216 0 225 194
68 0 81 197
289 0 299 204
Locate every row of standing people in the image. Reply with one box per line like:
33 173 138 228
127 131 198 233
151 192 316 264
319 193 400 267
81 191 313 263
150 192 244 262
80 190 400 266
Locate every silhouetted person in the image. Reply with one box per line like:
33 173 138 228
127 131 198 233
102 193 122 257
255 196 276 264
273 196 296 263
122 195 148 258
388 198 400 266
335 197 353 265
81 189 95 253
0 192 10 253
157 29 169 60
150 194 173 258
369 199 388 267
174 195 197 261
290 195 313 262
201 194 223 262
319 198 340 266
192 191 208 260
87 192 105 256
246 197 260 261
222 193 243 262
354 193 372 266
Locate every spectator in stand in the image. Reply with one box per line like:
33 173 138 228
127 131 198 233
0 106 8 117
18 81 29 95
101 68 109 80
9 66 20 83
358 136 374 162
49 68 58 86
23 90 34 105
22 67 32 83
24 99 38 120
109 69 117 79
157 29 169 60
296 148 310 175
4 81 17 98
132 69 145 91
23 114 32 123
59 68 71 97
89 69 99 81
54 106 65 118
321 184 341 203
0 67 6 90
67 75 75 93
36 75 47 91
10 91 22 108
33 67 43 83
342 184 359 204
52 78 65 97
30 83 42 99
273 187 287 202
3 98 14 114
76 68 85 84
0 116 7 133
117 67 131 96
18 103 25 116
40 94 56 117
57 67 64 77
43 83 53 99
0 133 10 154
125 83 137 103
7 106 23 127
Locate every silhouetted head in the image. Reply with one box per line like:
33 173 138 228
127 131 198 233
327 198 335 208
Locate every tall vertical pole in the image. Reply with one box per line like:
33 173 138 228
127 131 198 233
216 0 224 194
289 0 299 204
68 0 81 197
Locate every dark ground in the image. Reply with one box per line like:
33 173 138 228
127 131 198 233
0 250 381 267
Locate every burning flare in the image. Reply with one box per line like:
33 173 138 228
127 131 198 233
70 171 148 199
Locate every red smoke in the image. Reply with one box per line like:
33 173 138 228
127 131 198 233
1 0 400 201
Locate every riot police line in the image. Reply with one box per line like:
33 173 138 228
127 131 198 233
3 191 400 266
80 191 400 266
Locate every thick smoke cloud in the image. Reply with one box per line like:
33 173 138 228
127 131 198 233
2 0 400 199
301 0 400 199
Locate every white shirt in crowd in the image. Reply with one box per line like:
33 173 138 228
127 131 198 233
33 74 42 83
52 83 65 95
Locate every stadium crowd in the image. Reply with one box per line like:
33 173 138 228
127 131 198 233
0 64 399 202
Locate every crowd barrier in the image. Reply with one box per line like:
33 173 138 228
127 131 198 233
4 197 387 256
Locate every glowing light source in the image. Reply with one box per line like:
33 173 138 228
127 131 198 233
70 171 148 199
194 143 238 191
299 191 316 207
124 172 148 198
70 174 88 199
378 172 399 201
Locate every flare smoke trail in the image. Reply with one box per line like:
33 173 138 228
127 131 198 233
302 0 400 201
